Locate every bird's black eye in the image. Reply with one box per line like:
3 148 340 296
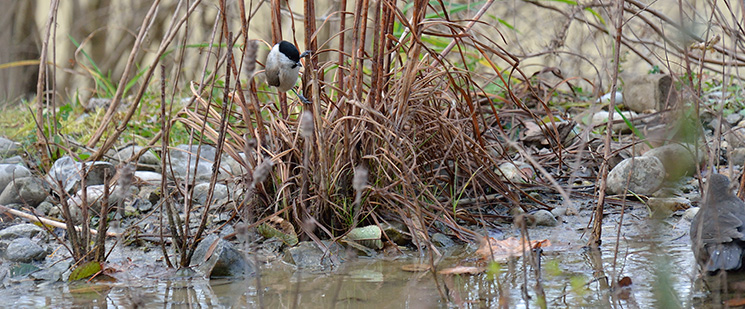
278 41 301 63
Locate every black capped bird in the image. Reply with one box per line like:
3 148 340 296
265 40 311 104
691 173 745 274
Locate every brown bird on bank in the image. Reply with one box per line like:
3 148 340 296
691 173 745 273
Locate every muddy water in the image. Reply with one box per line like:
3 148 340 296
3 208 708 308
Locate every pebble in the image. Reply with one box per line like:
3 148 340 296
532 210 558 227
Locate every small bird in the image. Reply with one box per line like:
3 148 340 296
265 40 311 104
691 173 745 274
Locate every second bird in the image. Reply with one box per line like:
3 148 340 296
691 173 745 274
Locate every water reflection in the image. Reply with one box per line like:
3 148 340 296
1 218 709 308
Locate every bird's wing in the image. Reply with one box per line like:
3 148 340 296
700 205 745 243
265 68 280 87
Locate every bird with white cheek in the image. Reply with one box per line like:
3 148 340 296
265 40 312 104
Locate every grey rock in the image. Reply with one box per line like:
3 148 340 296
431 233 455 248
497 162 532 183
0 177 49 207
66 184 136 223
725 127 745 149
622 74 676 113
36 201 54 216
0 137 20 158
135 171 162 185
6 238 46 262
532 210 558 227
190 234 253 278
509 207 525 216
219 225 235 238
132 198 153 212
0 156 25 166
47 156 116 194
123 205 137 216
591 110 638 133
284 241 345 271
215 212 232 224
138 185 161 205
169 145 226 182
730 148 745 167
550 206 577 218
193 183 228 205
727 113 743 125
85 162 117 187
683 207 699 221
0 224 45 240
606 156 665 195
0 164 32 193
47 204 61 217
46 156 79 193
112 145 161 172
597 91 623 104
642 144 702 181
222 153 249 176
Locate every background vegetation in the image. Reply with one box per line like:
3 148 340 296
1 1 743 303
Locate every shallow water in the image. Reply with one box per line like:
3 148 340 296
1 208 714 308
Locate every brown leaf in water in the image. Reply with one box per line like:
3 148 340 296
475 236 551 262
439 266 484 275
725 298 745 307
618 276 632 287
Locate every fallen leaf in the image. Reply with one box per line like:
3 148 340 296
439 266 484 275
475 236 551 262
257 215 298 246
725 298 745 307
533 239 552 248
69 261 102 282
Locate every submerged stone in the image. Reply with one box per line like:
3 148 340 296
191 234 253 278
284 241 346 271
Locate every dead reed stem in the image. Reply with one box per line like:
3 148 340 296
588 0 626 248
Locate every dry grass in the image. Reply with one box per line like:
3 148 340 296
170 1 549 249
